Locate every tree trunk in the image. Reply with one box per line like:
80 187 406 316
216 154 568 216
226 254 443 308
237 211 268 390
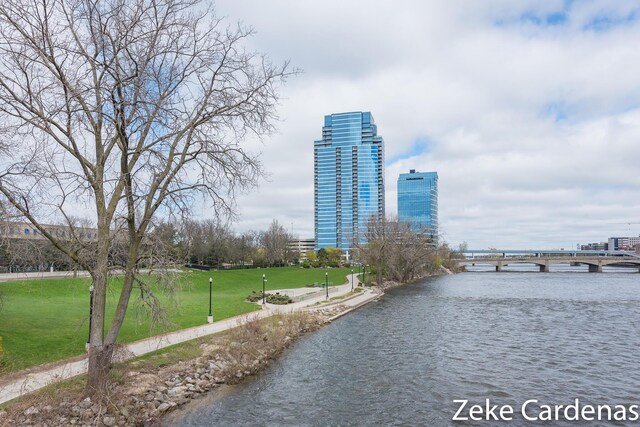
85 343 115 398
85 224 111 398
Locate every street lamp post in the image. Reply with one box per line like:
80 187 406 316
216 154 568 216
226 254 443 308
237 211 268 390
87 284 94 351
262 274 266 305
363 264 367 285
351 269 354 291
208 277 213 324
325 271 329 299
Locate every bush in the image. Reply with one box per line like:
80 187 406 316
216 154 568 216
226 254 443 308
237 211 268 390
301 261 311 268
327 260 339 268
246 291 264 302
245 291 292 305
266 293 293 305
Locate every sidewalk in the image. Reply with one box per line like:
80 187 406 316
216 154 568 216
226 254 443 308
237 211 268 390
0 273 379 404
0 268 179 282
0 270 91 282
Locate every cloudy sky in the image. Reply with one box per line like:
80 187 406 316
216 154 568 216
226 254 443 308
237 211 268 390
207 0 640 249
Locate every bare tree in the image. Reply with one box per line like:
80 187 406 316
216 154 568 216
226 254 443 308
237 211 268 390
227 230 259 267
0 0 293 397
355 216 439 285
181 218 233 266
260 219 292 266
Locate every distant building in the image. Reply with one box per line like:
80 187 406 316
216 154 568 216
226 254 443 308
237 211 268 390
397 170 438 241
0 221 97 241
314 111 385 252
608 236 640 251
580 242 608 251
0 221 98 272
288 238 316 260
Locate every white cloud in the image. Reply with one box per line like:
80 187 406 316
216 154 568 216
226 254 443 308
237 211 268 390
202 0 640 249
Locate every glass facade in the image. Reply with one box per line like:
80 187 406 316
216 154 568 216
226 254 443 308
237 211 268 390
314 112 385 252
397 170 438 240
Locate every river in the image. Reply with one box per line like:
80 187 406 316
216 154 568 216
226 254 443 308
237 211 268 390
168 267 640 426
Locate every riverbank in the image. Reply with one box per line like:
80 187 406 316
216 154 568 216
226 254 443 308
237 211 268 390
0 309 334 426
376 265 456 292
0 286 381 426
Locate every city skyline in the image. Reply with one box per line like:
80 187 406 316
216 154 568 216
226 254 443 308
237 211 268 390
200 1 640 249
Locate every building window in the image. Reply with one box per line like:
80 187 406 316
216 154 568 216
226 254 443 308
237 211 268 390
24 228 30 235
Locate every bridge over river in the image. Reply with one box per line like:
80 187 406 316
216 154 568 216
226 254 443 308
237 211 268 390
457 250 640 273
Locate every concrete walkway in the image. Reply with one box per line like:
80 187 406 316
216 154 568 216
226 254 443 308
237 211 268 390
0 270 91 282
0 273 379 404
0 269 181 282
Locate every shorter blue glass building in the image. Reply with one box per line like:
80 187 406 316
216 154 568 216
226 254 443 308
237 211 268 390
397 170 438 241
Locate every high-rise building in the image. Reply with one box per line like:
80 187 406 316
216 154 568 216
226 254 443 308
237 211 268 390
397 169 438 240
314 111 385 252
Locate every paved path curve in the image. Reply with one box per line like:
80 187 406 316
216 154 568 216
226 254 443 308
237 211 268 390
0 273 379 404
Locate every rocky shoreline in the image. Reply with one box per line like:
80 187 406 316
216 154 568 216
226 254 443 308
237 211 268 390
0 306 351 427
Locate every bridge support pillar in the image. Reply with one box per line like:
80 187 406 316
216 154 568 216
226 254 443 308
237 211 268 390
539 263 550 272
588 264 603 273
495 262 502 272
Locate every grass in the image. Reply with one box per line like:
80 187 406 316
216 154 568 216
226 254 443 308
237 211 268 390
358 272 374 285
0 266 350 375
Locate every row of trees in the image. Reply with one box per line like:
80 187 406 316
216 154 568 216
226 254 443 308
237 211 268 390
0 218 298 271
155 218 295 268
4 213 460 282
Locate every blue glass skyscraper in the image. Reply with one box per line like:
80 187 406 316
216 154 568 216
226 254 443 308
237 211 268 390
314 112 385 252
397 170 438 240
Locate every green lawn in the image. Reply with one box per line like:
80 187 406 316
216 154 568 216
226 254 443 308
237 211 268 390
0 267 350 374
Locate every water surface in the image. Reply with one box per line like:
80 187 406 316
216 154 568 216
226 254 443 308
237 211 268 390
169 270 640 426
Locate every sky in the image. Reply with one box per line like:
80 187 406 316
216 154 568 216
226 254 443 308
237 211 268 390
205 0 640 250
